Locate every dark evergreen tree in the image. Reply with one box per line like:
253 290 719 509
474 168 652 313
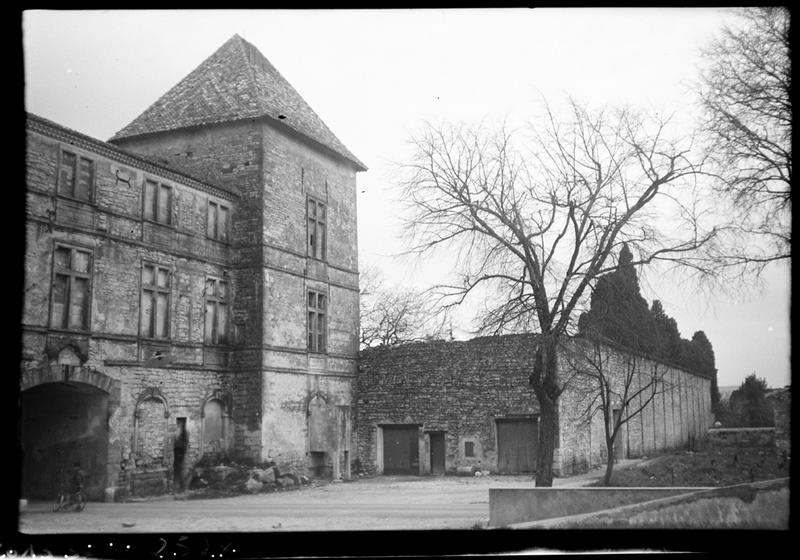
578 244 656 354
579 248 720 386
728 373 774 427
648 299 682 364
690 330 721 416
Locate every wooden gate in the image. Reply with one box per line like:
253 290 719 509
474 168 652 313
496 418 538 474
382 425 419 474
429 432 445 475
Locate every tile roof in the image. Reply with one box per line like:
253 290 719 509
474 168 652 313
109 34 366 171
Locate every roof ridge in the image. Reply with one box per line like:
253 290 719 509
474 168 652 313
109 34 366 171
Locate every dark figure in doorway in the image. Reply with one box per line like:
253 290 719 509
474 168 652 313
174 421 188 492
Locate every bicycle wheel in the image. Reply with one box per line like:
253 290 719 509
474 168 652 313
53 494 66 512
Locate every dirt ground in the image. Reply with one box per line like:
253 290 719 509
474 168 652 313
19 467 616 534
593 446 790 487
18 448 789 534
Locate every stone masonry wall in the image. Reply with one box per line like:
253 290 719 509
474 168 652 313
113 118 361 476
111 121 267 459
23 120 238 498
357 335 539 475
256 121 360 475
357 335 713 477
558 339 713 475
766 388 791 456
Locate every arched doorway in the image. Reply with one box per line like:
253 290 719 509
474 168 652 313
20 381 110 501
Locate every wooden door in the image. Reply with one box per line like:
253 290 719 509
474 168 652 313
429 432 445 475
496 418 538 474
382 426 419 474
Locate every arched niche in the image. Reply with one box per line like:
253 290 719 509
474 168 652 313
132 388 169 469
308 392 334 453
200 391 232 458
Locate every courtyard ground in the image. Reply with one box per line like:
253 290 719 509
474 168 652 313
17 448 789 534
18 465 614 534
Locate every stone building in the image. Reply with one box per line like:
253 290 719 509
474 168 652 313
356 335 713 477
21 35 365 501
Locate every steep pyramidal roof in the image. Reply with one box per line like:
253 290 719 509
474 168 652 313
110 34 366 171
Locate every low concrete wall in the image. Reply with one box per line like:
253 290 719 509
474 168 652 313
507 478 789 529
489 487 711 527
708 427 775 448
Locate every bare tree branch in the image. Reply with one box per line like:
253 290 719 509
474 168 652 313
398 97 718 485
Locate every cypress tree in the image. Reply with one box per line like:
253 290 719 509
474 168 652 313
579 244 655 354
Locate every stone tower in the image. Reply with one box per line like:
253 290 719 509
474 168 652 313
109 34 366 477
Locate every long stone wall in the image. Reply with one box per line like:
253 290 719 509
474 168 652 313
558 339 713 475
357 335 713 477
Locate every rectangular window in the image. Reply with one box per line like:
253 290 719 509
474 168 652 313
307 197 326 260
50 246 92 330
58 150 94 202
464 441 475 457
207 201 230 242
204 277 229 345
307 289 327 353
143 179 172 225
140 263 171 339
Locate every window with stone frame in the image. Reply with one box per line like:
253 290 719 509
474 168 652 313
204 277 229 345
307 196 326 260
307 289 327 353
464 441 475 457
50 245 92 330
143 179 173 225
140 263 171 339
206 200 230 242
57 149 94 203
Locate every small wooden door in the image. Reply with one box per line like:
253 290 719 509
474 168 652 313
429 432 445 475
382 426 419 475
496 418 538 474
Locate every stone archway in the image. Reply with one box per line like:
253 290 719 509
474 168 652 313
20 350 122 502
21 381 110 501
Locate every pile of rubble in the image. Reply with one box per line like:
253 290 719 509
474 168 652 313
186 460 313 499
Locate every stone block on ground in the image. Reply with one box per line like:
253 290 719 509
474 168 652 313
244 478 263 493
277 476 296 487
257 467 277 484
456 466 476 477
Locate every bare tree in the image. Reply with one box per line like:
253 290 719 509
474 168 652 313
698 7 791 272
564 338 669 486
400 98 718 486
359 265 448 349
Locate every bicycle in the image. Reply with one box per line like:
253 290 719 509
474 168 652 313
53 475 86 512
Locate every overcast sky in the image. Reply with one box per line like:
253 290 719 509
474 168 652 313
22 9 791 389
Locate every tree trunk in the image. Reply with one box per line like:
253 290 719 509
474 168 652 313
532 334 560 487
602 439 615 486
536 395 557 486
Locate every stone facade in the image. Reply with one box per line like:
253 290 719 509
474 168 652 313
21 35 364 501
357 335 713 477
